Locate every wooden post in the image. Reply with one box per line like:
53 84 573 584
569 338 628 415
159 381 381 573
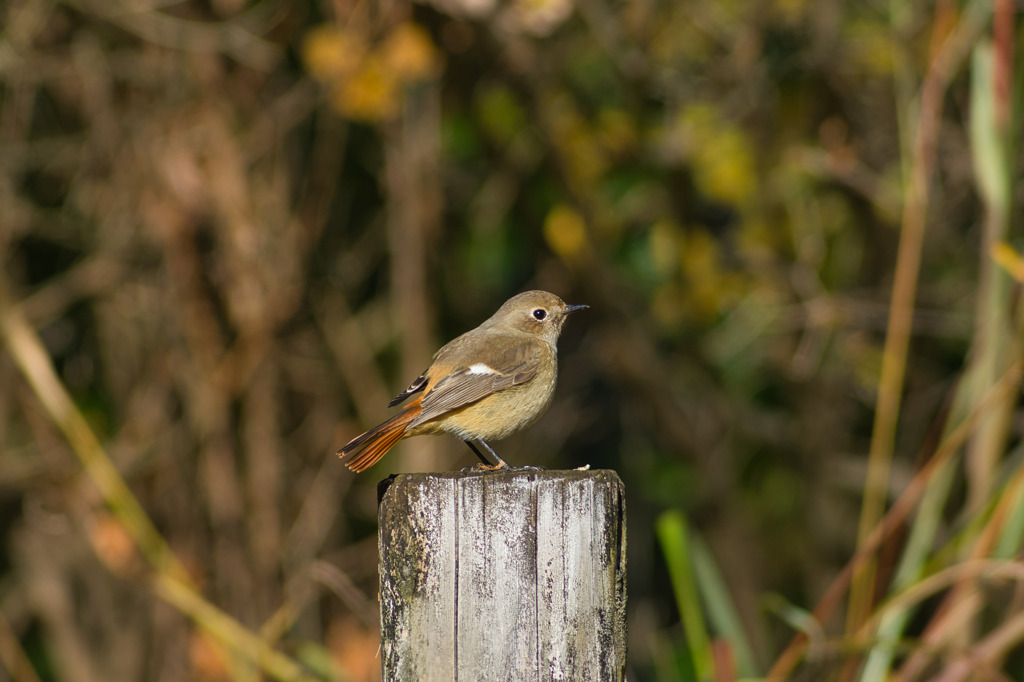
377 469 627 681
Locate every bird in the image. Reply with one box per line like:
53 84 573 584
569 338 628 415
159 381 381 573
338 290 588 472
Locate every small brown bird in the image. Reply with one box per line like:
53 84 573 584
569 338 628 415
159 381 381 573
338 290 588 472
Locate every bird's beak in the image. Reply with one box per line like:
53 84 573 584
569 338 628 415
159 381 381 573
564 303 589 314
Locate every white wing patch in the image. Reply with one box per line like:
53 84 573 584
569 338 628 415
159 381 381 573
468 363 496 375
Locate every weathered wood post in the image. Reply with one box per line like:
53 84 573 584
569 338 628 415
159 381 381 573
377 468 627 681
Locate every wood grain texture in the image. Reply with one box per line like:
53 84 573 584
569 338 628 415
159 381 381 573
378 469 627 681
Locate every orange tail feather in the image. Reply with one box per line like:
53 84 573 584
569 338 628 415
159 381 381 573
338 405 420 472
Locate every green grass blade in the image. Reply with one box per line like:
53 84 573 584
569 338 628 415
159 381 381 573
689 531 760 677
657 510 714 681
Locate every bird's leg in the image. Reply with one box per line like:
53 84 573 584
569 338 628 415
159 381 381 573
463 440 492 466
477 439 512 470
463 439 509 470
462 440 547 471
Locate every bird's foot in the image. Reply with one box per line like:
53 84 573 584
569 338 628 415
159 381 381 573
459 462 507 473
458 463 545 473
477 461 508 471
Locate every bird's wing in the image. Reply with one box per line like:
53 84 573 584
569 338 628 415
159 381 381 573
388 372 429 407
409 338 544 427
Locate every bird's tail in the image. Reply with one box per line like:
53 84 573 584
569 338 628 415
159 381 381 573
338 404 420 472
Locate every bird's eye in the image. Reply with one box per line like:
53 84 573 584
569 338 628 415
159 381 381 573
532 308 547 321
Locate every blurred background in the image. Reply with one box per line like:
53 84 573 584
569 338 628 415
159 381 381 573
1 0 1022 680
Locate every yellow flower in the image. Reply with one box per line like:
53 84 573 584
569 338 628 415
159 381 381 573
383 23 442 82
302 25 367 81
334 56 400 122
544 204 590 264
